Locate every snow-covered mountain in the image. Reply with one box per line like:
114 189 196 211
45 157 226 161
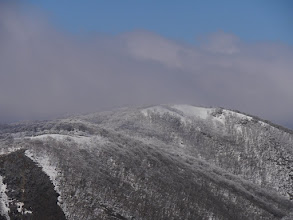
0 104 293 219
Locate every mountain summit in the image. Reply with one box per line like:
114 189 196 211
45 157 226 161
0 105 293 219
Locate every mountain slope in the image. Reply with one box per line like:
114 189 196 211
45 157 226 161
0 104 292 219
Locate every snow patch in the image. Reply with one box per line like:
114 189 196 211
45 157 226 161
258 121 268 127
141 106 187 124
142 105 228 126
223 110 253 121
172 105 227 126
11 132 27 139
0 175 10 220
0 147 22 156
29 134 91 144
235 125 243 134
172 105 210 120
28 134 108 146
16 202 23 213
15 201 32 215
212 113 226 124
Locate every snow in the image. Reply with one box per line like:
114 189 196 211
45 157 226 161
29 134 91 144
172 105 210 120
141 105 216 125
25 150 58 186
16 202 24 213
25 150 63 206
27 133 108 146
172 105 254 124
24 150 66 216
142 106 178 117
0 175 10 220
258 121 268 127
15 201 32 215
142 105 228 126
11 132 27 139
141 105 272 135
235 125 243 134
0 174 33 217
141 106 187 124
0 104 290 219
222 110 253 121
0 147 22 156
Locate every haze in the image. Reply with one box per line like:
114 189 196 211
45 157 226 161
0 1 292 129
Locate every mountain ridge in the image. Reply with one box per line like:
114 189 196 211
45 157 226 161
0 104 293 219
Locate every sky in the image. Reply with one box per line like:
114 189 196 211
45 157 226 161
0 0 293 129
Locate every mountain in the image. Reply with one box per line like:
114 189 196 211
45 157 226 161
0 104 293 220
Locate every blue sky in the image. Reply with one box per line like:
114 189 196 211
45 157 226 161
26 0 293 45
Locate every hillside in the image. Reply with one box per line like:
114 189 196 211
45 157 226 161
0 105 293 219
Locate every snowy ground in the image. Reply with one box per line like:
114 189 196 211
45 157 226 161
0 175 10 220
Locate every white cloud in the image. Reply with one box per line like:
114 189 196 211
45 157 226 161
199 31 240 54
0 3 292 128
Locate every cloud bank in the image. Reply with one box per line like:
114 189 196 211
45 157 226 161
0 3 292 128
